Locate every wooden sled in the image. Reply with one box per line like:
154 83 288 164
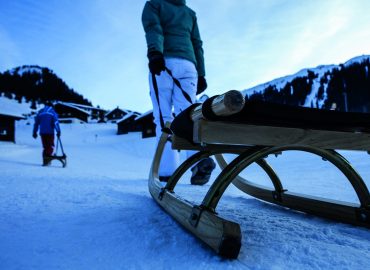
46 154 67 167
148 91 370 259
44 137 67 168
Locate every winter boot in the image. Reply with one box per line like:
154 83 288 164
42 155 52 166
190 158 216 185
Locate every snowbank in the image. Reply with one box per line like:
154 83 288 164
0 122 369 269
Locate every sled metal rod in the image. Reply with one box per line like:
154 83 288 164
287 147 370 208
215 154 284 193
256 159 284 193
218 148 369 207
167 149 258 192
166 150 219 191
202 146 267 211
203 145 370 212
313 148 370 208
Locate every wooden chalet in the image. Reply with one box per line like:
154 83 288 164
0 113 25 143
105 107 129 122
133 110 156 138
0 98 26 143
117 112 141 135
54 102 90 123
66 103 107 120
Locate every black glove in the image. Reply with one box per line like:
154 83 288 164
197 76 207 95
32 132 37 139
148 51 165 75
57 132 61 138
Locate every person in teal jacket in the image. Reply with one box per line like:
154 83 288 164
142 0 215 185
142 0 206 78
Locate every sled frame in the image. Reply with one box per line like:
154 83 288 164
149 120 370 258
50 154 67 167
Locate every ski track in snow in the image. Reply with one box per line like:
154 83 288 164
0 122 369 270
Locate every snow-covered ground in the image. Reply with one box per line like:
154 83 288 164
0 122 369 270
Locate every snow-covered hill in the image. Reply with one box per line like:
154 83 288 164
9 65 44 76
1 65 92 108
0 122 369 269
243 55 370 110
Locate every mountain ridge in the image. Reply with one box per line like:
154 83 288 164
0 65 92 108
243 55 370 112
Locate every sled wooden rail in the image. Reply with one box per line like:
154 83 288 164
149 92 370 259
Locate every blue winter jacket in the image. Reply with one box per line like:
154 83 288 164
33 106 61 135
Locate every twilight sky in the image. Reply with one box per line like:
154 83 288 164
1 0 370 112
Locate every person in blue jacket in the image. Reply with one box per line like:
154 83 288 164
33 101 61 166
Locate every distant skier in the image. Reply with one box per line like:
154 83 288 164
142 0 215 184
32 101 61 166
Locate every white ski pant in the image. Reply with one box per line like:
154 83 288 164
149 57 197 177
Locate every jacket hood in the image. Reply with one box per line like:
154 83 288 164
165 0 186 6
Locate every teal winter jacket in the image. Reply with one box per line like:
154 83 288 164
142 0 205 76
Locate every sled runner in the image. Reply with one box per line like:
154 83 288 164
44 154 67 167
148 90 370 259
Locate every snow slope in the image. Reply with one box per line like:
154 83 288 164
242 55 370 108
0 122 369 269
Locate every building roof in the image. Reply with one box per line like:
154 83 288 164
0 97 27 119
56 102 91 115
61 102 106 112
105 107 130 117
117 112 140 124
134 110 153 121
0 113 24 120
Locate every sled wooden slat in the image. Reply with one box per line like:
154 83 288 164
194 119 370 151
171 135 248 152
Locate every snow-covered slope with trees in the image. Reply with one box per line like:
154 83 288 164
243 55 370 112
0 65 92 107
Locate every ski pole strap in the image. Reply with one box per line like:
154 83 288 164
151 72 165 129
165 68 193 105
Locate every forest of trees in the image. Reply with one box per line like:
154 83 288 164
247 59 370 113
0 65 92 108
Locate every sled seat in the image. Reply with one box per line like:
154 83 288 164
149 91 370 259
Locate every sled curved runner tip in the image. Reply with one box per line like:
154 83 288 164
149 127 242 259
44 154 67 168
